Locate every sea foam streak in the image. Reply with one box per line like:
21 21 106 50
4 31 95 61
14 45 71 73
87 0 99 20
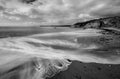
0 29 120 79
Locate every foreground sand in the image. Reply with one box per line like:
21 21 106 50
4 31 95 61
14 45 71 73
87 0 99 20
48 61 120 79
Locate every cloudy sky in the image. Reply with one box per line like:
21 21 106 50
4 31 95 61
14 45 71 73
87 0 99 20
0 0 120 26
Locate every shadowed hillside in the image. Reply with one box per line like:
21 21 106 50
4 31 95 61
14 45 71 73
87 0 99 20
73 16 120 29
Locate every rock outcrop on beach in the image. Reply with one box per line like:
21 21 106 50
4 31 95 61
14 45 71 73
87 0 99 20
73 16 120 29
73 16 120 36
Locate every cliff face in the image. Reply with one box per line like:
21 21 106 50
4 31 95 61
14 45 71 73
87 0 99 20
73 16 120 29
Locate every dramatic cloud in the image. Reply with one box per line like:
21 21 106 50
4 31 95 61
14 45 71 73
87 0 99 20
0 0 120 26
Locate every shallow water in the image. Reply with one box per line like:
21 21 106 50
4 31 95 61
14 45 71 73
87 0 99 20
0 27 120 79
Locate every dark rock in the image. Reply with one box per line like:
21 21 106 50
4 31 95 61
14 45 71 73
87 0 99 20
73 16 120 29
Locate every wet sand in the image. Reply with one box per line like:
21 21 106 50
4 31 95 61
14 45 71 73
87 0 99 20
47 61 120 79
